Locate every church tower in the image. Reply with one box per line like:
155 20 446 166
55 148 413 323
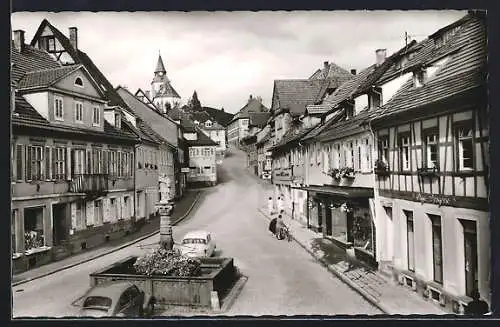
151 52 182 113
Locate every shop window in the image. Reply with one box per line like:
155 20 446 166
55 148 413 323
404 210 415 272
424 132 439 169
351 206 375 254
24 207 45 250
456 124 474 171
399 135 411 171
429 214 443 283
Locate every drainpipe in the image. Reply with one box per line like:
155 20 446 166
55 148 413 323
367 117 380 263
133 144 139 228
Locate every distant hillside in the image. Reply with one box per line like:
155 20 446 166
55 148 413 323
202 106 234 127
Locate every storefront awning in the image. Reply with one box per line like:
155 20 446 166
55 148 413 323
300 185 374 199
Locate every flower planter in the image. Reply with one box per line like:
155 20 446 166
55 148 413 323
417 167 439 178
89 256 238 308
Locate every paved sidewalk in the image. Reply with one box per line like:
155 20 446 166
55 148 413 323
258 204 447 315
12 190 202 286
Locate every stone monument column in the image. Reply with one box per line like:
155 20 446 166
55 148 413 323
157 182 174 250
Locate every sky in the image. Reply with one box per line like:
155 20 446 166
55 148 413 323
11 11 466 114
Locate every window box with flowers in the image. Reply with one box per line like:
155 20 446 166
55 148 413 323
328 168 342 180
24 231 51 255
417 166 439 178
340 167 355 179
374 159 390 177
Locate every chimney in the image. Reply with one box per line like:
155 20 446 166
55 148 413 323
249 94 253 102
69 27 78 49
375 49 387 66
323 61 329 78
350 69 357 75
145 90 151 99
13 30 25 51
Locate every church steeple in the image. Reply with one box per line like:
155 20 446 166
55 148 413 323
155 51 166 74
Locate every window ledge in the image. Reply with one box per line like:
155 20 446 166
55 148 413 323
25 246 51 256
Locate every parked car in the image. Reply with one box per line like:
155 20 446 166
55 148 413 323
179 230 216 258
78 282 154 318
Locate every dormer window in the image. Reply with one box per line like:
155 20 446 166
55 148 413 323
115 112 121 129
74 77 84 87
395 56 409 70
205 121 212 128
345 105 354 120
368 88 382 109
435 26 461 48
414 69 427 88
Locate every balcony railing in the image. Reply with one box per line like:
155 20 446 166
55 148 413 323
70 174 109 194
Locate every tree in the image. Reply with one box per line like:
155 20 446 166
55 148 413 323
188 90 202 112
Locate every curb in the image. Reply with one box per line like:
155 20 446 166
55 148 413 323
219 275 249 313
12 191 203 287
257 208 389 314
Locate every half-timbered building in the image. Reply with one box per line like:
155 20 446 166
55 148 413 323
371 12 488 312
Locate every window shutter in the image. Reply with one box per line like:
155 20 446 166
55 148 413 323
86 150 91 174
104 151 108 174
52 148 57 179
67 148 73 180
45 147 50 180
26 146 32 181
16 144 23 181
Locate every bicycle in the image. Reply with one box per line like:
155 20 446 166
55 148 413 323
277 225 292 242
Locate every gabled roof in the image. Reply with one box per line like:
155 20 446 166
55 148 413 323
272 79 329 117
30 19 134 115
309 61 354 86
190 111 225 130
116 86 178 147
248 112 270 128
12 94 49 125
12 94 138 142
317 108 380 142
135 88 157 109
186 129 218 147
11 42 61 82
374 13 486 123
301 109 345 142
323 40 418 110
271 126 315 153
202 106 234 127
232 98 269 122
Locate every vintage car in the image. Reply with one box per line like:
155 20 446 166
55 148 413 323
78 282 154 318
179 230 216 258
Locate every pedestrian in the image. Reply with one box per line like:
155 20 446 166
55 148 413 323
277 196 283 213
269 217 277 235
267 197 274 215
464 289 490 315
276 214 285 240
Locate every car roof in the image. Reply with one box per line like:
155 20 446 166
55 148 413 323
183 230 210 239
85 281 137 302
